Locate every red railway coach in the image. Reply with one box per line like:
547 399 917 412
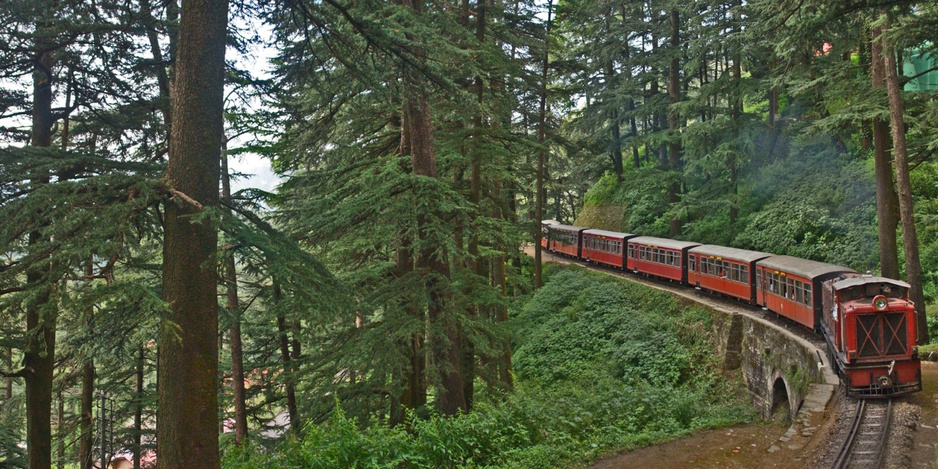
581 229 637 269
688 245 772 304
545 224 586 258
627 237 701 283
540 220 558 250
821 276 921 397
756 256 856 329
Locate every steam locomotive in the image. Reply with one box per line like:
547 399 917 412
541 221 922 398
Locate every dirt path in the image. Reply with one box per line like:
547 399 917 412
590 362 938 469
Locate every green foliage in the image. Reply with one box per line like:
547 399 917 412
733 140 878 269
225 267 754 468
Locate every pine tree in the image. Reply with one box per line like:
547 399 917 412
157 0 228 466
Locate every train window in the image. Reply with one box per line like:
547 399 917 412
787 278 796 300
756 272 762 290
689 255 696 271
796 281 803 304
629 245 634 258
804 284 812 307
741 265 748 282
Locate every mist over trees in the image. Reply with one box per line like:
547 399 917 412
1 0 937 467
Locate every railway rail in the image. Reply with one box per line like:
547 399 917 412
830 399 892 469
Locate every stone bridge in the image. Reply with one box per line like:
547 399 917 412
710 308 839 421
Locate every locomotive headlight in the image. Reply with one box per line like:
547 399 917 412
873 295 888 311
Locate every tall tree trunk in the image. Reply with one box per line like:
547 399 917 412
79 265 95 469
79 360 94 469
56 390 64 469
220 136 248 445
394 108 425 424
870 25 900 279
405 91 465 414
667 9 682 237
140 0 173 139
401 0 464 415
275 285 299 432
605 62 623 180
729 3 742 231
157 0 227 467
25 47 56 469
133 347 144 469
534 0 553 289
881 24 928 344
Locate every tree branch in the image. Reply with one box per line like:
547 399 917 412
0 367 31 378
167 187 204 210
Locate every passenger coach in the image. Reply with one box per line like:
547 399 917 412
627 237 700 283
544 224 585 258
581 229 636 269
688 245 772 304
756 256 855 329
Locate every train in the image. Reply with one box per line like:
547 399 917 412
541 220 922 398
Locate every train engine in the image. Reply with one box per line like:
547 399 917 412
821 276 922 397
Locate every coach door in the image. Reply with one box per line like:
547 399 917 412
757 267 767 307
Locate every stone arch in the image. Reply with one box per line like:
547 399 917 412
770 375 791 421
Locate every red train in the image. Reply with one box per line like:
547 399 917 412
540 221 922 398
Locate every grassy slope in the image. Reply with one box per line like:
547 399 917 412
225 266 754 468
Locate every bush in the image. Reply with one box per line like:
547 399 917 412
225 267 755 469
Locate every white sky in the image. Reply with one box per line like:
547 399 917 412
228 17 283 195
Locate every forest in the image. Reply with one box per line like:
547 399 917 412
0 0 937 468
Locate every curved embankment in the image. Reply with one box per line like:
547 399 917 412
532 247 840 451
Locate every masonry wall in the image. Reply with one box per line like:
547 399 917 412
710 310 833 420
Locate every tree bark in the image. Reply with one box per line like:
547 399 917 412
534 0 553 289
880 24 928 344
275 286 299 432
133 347 144 469
56 391 64 469
25 47 56 469
393 107 426 424
79 351 94 469
221 137 248 445
667 9 682 237
870 25 900 279
157 0 227 467
401 0 465 415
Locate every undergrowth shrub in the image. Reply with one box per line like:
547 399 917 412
224 267 754 469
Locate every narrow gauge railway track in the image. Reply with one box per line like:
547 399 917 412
830 399 892 469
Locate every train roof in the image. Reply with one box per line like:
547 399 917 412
833 276 910 291
627 236 701 250
548 223 586 233
689 245 773 263
541 219 559 225
757 255 855 280
582 229 636 239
